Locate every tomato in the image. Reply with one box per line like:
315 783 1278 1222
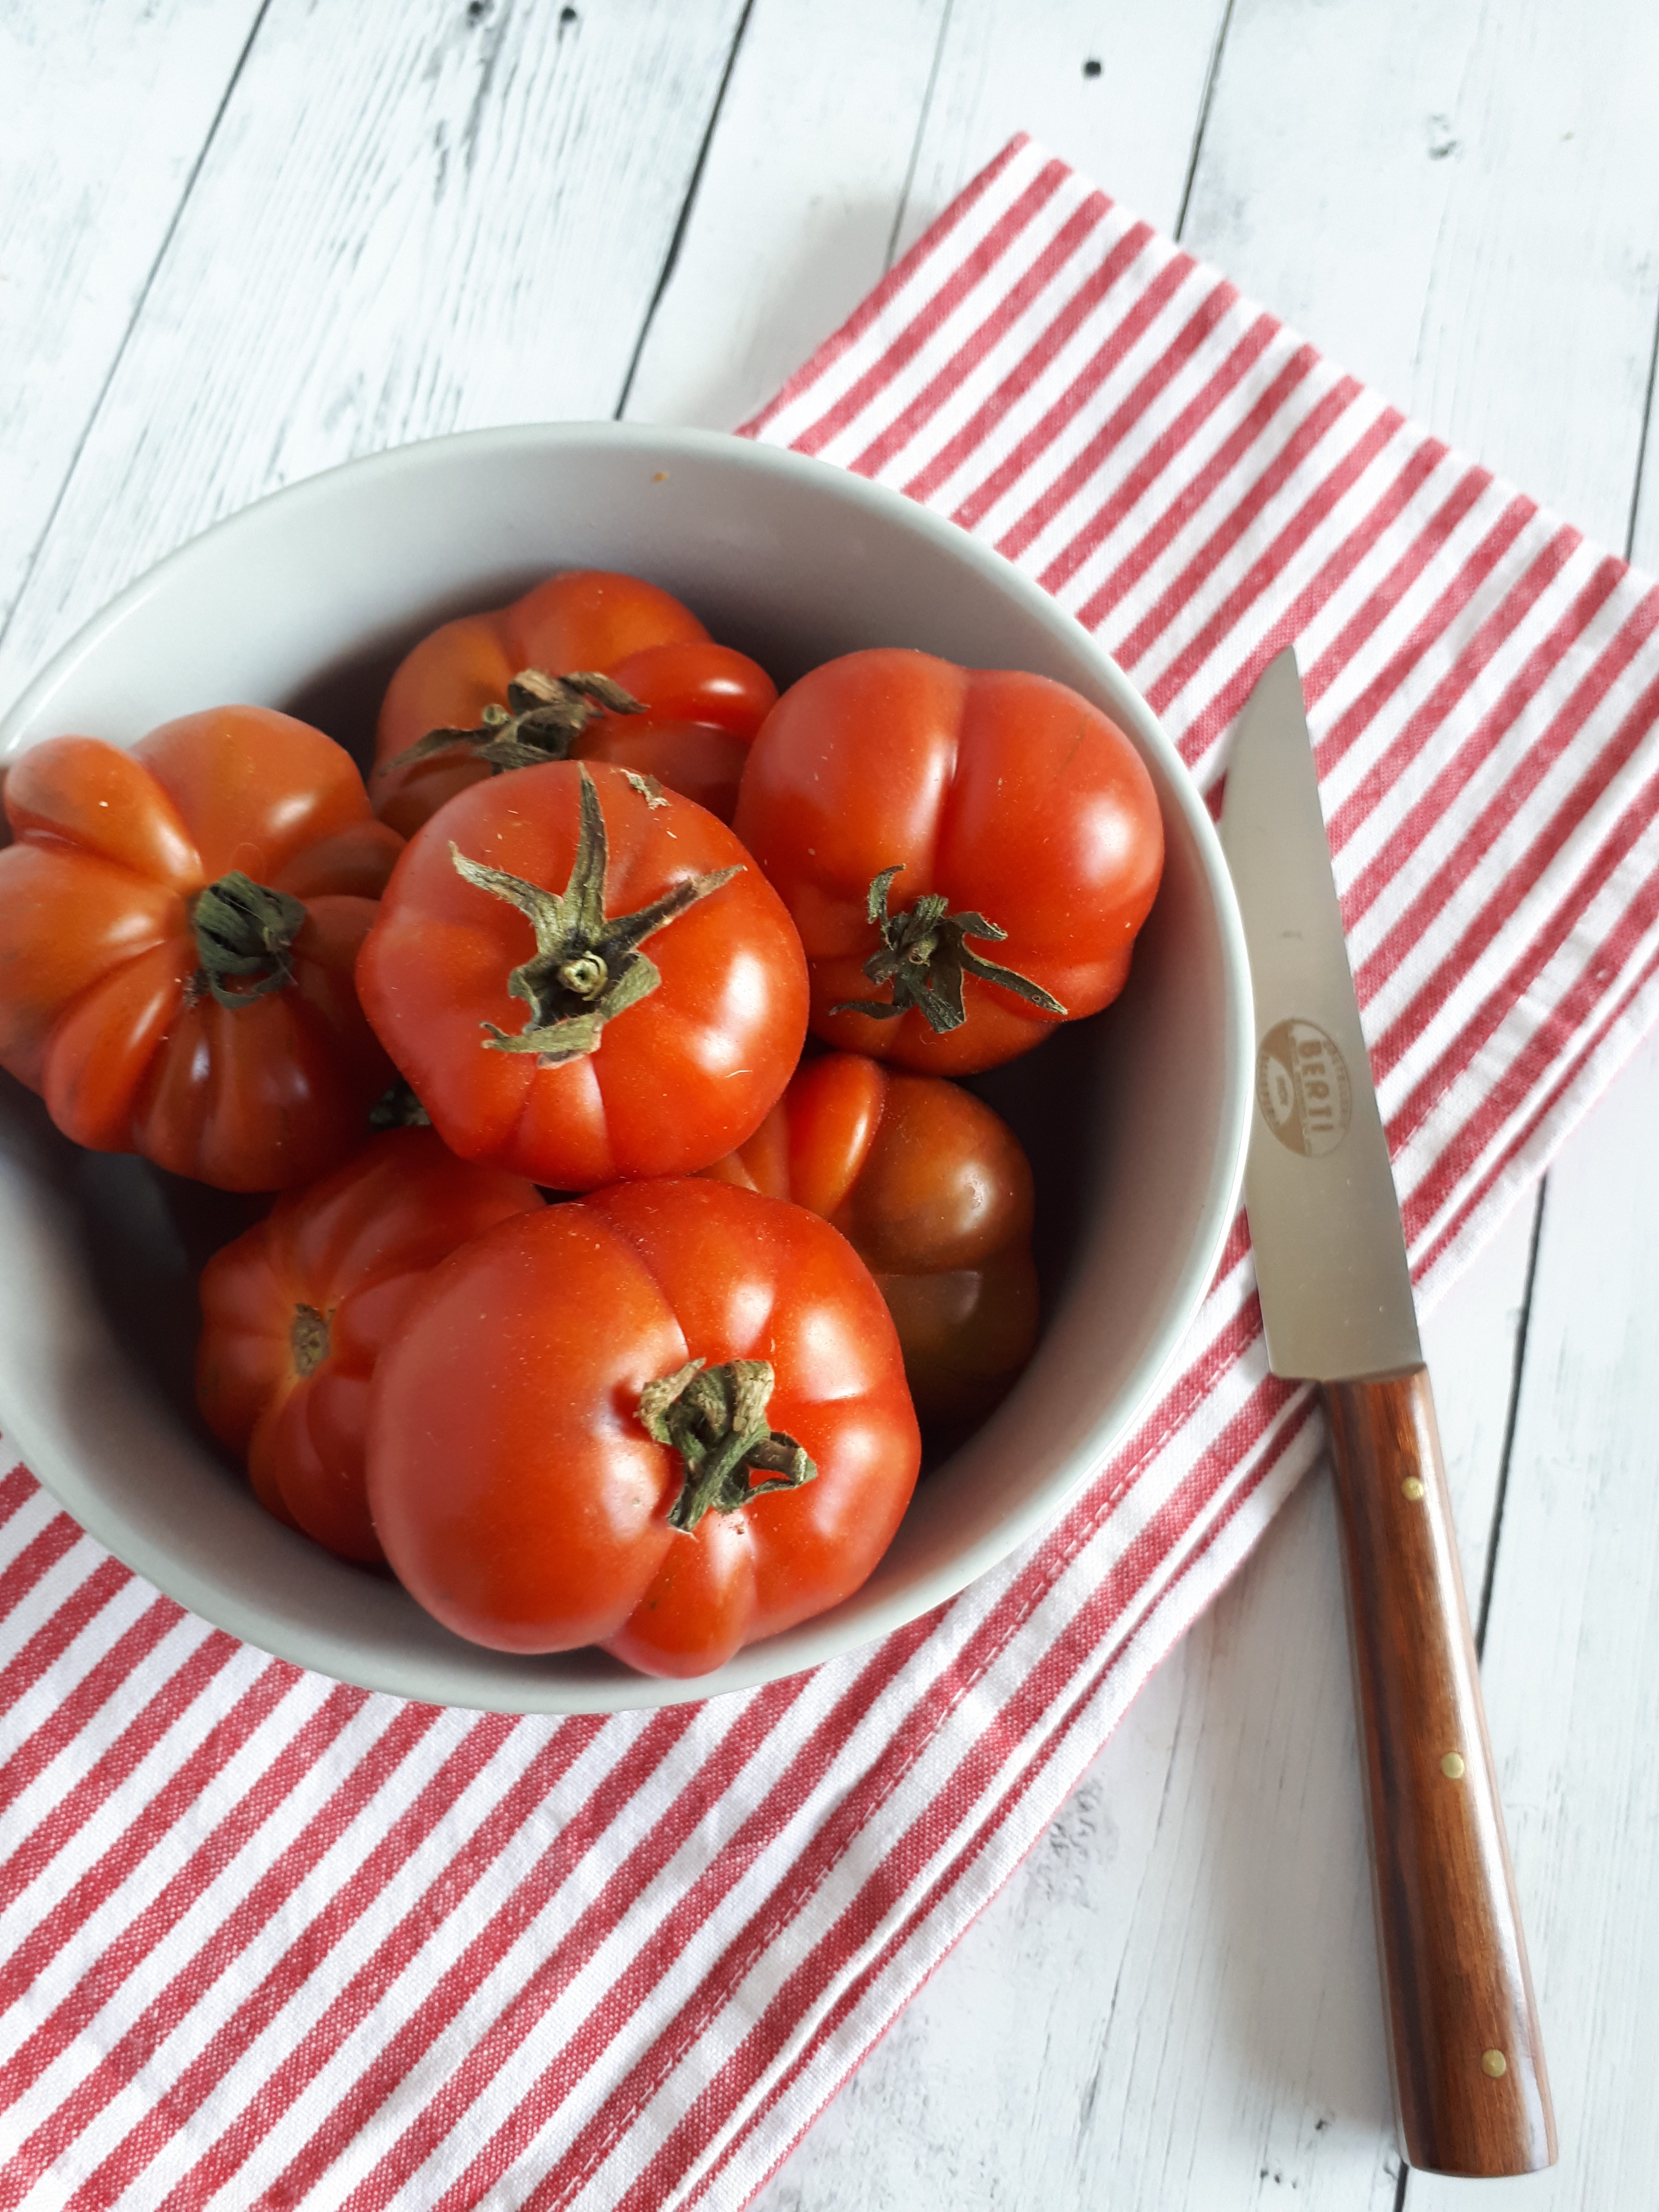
195 1129 542 1560
733 648 1165 1076
370 570 775 833
564 640 777 824
367 1178 920 1676
0 709 402 1190
705 1053 1037 1425
356 758 809 1188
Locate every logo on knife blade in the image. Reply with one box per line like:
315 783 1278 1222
1257 1019 1351 1157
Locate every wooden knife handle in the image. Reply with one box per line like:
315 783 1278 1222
1323 1367 1556 2176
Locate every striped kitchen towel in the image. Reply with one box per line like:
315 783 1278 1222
4 131 1659 2211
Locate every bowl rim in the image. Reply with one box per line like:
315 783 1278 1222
0 420 1254 1711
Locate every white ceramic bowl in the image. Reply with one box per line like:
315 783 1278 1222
0 423 1251 1712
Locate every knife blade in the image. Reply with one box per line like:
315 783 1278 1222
1220 648 1556 2178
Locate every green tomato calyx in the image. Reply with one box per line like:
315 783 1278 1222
450 764 739 1064
189 871 308 1009
831 864 1067 1034
638 1358 817 1533
392 666 644 775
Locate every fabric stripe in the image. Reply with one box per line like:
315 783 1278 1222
741 134 1033 444
0 1594 187 1829
1352 585 1659 986
1070 346 1322 634
958 249 1197 542
848 190 1123 484
788 160 1069 461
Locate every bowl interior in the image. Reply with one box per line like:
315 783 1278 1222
0 425 1250 1712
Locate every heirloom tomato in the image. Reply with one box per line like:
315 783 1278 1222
705 1052 1038 1425
196 1128 542 1560
367 1178 921 1677
0 709 401 1190
371 568 775 833
356 759 809 1188
733 648 1165 1076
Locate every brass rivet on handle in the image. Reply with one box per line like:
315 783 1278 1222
1482 2049 1508 2078
1402 1476 1426 1500
1441 1752 1466 1779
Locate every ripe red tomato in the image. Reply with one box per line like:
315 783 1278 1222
705 1053 1038 1425
196 1129 542 1560
0 709 402 1190
565 639 777 824
371 569 774 833
367 1178 920 1676
356 758 809 1188
733 648 1165 1075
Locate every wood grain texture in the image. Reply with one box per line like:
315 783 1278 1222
1407 1027 1659 2209
625 0 1231 435
1325 1369 1553 2176
623 0 950 431
893 0 1231 254
0 0 264 636
0 0 747 714
1631 361 1659 570
1185 0 1659 551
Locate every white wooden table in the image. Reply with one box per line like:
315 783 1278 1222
5 3 1657 2205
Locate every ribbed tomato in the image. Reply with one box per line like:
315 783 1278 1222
367 1178 920 1676
705 1052 1038 1425
0 709 401 1190
196 1128 542 1559
733 648 1164 1075
371 568 774 833
356 759 809 1188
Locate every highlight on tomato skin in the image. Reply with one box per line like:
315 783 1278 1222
355 758 810 1191
195 1127 543 1561
0 708 403 1192
704 1052 1040 1427
732 647 1165 1077
365 1178 921 1678
370 569 777 833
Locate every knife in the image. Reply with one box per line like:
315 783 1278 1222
1219 648 1556 2177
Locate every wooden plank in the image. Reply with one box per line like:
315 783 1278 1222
623 0 950 432
624 0 1232 433
1183 0 1659 550
0 0 747 710
1407 1028 1659 2211
0 0 263 643
894 0 1230 253
1630 338 1659 571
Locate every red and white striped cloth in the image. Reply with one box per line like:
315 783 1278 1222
5 131 1659 2209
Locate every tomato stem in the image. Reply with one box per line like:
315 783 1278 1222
449 764 740 1065
638 1358 817 1532
389 667 644 775
831 864 1067 1034
290 1303 331 1379
190 871 308 1009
